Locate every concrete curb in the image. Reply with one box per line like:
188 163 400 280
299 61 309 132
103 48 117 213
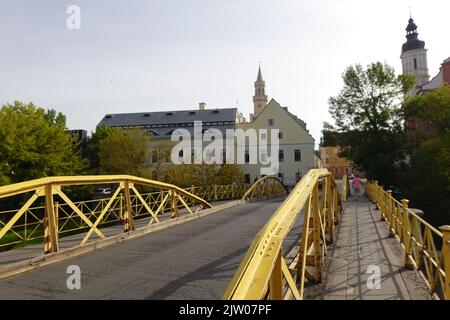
0 200 243 280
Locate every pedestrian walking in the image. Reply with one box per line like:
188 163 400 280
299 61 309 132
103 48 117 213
352 174 362 198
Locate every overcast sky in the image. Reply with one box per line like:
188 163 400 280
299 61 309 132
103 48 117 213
1 0 449 147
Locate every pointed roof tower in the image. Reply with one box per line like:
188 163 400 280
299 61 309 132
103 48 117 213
253 64 268 118
402 16 426 53
257 65 263 82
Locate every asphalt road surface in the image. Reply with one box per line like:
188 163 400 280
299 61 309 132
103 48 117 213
0 198 297 300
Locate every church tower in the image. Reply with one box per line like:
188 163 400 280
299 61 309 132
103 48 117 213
253 65 268 118
401 16 430 95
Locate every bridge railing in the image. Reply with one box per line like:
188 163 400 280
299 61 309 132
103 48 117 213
0 175 219 254
241 176 289 202
187 184 250 202
224 169 343 300
365 181 449 300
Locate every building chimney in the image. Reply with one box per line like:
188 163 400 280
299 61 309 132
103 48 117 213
199 102 207 110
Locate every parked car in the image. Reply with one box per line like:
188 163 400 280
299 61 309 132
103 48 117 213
91 187 113 199
96 188 112 195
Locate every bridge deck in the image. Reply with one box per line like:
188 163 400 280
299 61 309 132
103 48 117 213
0 198 296 300
321 195 432 300
0 193 435 300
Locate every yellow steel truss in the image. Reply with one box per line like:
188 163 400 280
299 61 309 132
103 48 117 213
241 176 289 202
224 169 343 300
0 178 255 253
0 175 213 254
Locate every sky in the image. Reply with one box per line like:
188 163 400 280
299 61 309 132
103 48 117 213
1 0 449 148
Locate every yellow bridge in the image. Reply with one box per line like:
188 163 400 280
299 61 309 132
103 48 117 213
0 169 448 300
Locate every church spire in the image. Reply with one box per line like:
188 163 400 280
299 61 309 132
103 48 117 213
253 64 268 118
257 65 263 82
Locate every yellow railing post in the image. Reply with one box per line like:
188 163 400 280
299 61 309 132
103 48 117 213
439 225 450 300
326 176 334 243
170 189 179 218
269 250 283 300
401 199 414 269
123 181 135 232
333 186 339 225
386 190 394 235
374 181 379 209
44 184 58 253
54 201 59 244
313 183 322 282
119 193 123 221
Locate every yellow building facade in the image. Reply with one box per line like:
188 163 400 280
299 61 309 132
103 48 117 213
319 146 353 179
237 98 316 186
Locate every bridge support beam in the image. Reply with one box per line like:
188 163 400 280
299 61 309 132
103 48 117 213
44 184 59 254
122 181 135 232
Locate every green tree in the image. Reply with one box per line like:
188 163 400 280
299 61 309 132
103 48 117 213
402 86 450 225
405 137 450 226
98 128 151 177
404 85 450 138
328 62 415 186
163 164 244 187
84 125 114 173
0 101 84 185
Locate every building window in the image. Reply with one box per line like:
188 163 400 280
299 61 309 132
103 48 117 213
278 173 284 182
261 133 267 140
345 168 349 174
279 150 284 162
278 132 283 139
294 149 301 162
334 168 339 175
244 174 250 184
245 150 250 164
268 119 274 126
414 58 418 70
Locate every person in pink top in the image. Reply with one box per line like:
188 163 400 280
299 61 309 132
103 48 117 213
352 174 362 198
